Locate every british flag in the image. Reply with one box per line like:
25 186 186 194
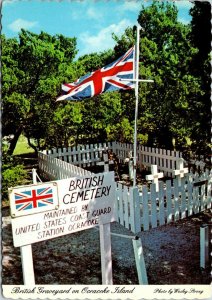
57 47 135 101
14 187 54 211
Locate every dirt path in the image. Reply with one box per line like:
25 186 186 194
2 207 211 285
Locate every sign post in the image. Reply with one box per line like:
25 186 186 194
19 169 39 285
99 223 113 284
20 244 35 285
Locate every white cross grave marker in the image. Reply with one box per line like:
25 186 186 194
173 158 188 186
146 165 164 192
97 151 114 172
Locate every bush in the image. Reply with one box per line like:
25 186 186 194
2 154 28 206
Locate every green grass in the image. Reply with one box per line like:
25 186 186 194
13 135 35 155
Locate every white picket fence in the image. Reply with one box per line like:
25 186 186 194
38 147 212 234
40 141 183 177
38 151 93 180
113 142 183 177
116 171 212 233
40 142 113 168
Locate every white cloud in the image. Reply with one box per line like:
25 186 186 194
178 17 190 25
120 1 142 12
71 4 103 21
70 11 80 20
2 0 18 6
78 19 133 56
8 18 38 32
174 0 194 9
87 7 103 20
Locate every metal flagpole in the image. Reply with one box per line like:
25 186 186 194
133 25 153 186
133 24 142 187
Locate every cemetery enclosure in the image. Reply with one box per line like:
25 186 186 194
38 141 212 234
39 141 183 176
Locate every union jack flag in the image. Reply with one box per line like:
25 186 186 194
57 47 135 101
14 187 53 211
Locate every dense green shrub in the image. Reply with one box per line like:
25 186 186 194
2 153 28 206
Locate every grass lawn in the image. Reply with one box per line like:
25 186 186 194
13 135 35 156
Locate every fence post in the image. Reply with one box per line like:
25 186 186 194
200 224 209 269
130 187 141 234
132 237 148 284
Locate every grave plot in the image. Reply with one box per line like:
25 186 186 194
38 142 211 234
4 141 211 286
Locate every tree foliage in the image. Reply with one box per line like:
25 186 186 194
2 30 77 153
188 1 211 154
2 1 210 158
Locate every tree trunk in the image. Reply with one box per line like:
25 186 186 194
26 136 38 153
7 126 23 155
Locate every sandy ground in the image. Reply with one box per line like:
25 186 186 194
2 207 211 285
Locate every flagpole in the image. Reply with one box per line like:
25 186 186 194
133 24 142 187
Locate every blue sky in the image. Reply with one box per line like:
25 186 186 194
2 0 194 58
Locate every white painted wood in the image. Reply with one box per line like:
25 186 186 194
123 185 130 229
173 158 188 186
20 245 35 285
200 184 205 211
142 185 149 231
193 185 199 214
150 184 157 228
128 151 134 181
173 178 180 221
116 183 123 225
200 225 209 269
129 187 141 233
158 182 165 226
39 142 185 177
96 152 114 172
166 180 172 223
181 177 186 219
38 146 211 236
12 172 116 247
132 237 148 284
187 180 193 216
99 223 113 284
20 168 38 285
206 177 212 208
146 165 163 192
32 168 37 183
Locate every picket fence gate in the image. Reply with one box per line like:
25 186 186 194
40 141 183 177
38 147 212 234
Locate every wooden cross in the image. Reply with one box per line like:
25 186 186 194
145 165 164 192
97 151 114 172
173 158 188 186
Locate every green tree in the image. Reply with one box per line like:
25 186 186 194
189 1 211 155
113 1 203 151
2 30 77 154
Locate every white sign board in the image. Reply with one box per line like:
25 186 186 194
9 182 59 217
11 172 116 247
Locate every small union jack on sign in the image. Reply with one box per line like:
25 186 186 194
9 182 58 217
